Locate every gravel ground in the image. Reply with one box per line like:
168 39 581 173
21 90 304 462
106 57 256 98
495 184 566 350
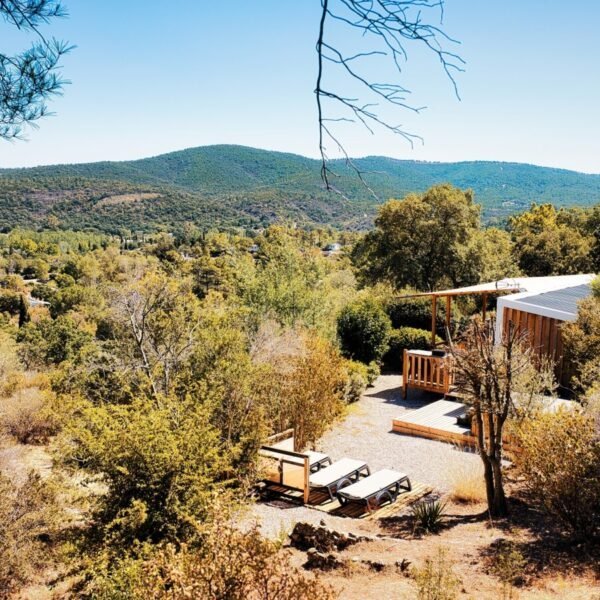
251 373 482 538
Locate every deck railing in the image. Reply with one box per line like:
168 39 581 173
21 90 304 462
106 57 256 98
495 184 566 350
402 349 452 398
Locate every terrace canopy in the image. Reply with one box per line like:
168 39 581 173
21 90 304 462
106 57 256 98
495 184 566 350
397 277 526 347
396 275 593 347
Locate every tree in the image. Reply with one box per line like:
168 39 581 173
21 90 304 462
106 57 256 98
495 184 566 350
62 394 233 546
450 319 552 517
108 270 202 397
315 0 463 189
17 293 29 327
352 185 481 291
561 282 600 392
337 296 391 363
1 0 72 139
508 204 594 276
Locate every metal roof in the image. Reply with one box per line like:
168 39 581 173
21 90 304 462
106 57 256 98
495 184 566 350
398 274 595 299
514 283 591 319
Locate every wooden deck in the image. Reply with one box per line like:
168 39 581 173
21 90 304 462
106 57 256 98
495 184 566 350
392 399 476 446
259 481 433 520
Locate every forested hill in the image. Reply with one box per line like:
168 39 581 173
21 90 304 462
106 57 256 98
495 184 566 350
1 144 599 233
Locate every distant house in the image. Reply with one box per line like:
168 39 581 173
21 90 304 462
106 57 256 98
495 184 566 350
27 296 50 308
323 242 342 256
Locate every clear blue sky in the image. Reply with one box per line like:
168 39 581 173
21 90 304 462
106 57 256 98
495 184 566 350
2 0 600 173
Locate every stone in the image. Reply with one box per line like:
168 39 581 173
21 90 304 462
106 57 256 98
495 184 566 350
289 522 366 553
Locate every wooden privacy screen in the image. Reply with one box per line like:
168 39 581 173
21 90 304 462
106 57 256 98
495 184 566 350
259 430 310 504
502 307 566 383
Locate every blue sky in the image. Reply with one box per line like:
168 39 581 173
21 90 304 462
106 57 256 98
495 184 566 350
1 0 599 173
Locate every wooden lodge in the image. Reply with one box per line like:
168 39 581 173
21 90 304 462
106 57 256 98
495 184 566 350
395 275 592 445
399 274 594 399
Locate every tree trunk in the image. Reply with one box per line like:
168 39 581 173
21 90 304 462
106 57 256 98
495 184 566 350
489 455 508 517
481 453 495 511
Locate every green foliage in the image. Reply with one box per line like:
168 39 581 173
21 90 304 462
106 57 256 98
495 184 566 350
490 540 526 599
412 499 447 534
62 394 234 546
235 226 352 334
386 295 442 331
342 363 368 404
337 297 391 364
2 146 600 232
562 295 600 391
383 327 442 371
413 546 460 600
16 315 94 368
0 290 21 315
509 203 594 276
591 275 600 298
352 185 481 291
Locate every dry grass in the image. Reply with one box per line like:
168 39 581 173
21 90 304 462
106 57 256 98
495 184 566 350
0 387 57 445
446 449 487 504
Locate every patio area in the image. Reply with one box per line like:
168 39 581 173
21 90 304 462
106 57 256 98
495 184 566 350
251 373 481 537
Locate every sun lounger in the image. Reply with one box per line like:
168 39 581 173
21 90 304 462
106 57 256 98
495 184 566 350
305 451 333 472
260 447 332 472
336 469 411 512
309 458 370 501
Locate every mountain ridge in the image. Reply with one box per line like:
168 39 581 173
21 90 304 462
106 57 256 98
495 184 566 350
1 144 599 233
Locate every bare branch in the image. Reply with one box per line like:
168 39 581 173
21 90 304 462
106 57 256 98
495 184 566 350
316 0 464 191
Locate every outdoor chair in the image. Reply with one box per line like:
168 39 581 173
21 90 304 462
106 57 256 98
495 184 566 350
309 457 370 501
336 469 411 512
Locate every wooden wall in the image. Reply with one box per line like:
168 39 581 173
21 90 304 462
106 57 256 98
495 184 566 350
502 307 566 383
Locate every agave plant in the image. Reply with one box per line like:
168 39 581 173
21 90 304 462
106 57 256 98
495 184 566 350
412 499 447 534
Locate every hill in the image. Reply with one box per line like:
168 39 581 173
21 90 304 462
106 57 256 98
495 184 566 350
1 145 599 233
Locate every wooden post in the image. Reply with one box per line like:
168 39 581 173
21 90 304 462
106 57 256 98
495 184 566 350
482 292 488 323
303 456 310 504
402 349 408 399
431 295 437 348
445 295 451 339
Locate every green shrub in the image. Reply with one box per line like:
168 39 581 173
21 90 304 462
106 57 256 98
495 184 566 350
412 499 447 534
386 295 444 331
592 275 600 299
342 360 380 403
16 315 94 368
490 539 526 597
365 360 380 386
413 546 459 600
342 360 368 403
383 327 443 371
337 297 391 364
0 291 21 316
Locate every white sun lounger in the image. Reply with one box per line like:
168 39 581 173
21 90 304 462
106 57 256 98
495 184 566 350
336 469 411 512
260 448 332 472
309 458 370 501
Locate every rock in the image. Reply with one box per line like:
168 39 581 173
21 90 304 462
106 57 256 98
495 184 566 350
289 522 366 553
304 548 344 571
364 560 385 572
